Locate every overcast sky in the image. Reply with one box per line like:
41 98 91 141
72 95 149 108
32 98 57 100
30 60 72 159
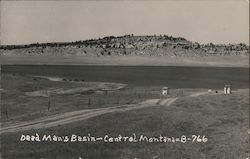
0 0 249 45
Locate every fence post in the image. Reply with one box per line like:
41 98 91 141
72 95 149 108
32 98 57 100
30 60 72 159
106 97 109 105
117 96 120 104
77 100 80 108
47 95 51 111
98 98 101 106
88 98 91 107
5 109 9 120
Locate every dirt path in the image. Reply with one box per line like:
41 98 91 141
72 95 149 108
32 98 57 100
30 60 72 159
158 98 177 105
0 98 176 134
189 92 208 97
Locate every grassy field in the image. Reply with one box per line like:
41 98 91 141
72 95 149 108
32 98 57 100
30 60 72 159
1 73 185 123
0 70 249 159
1 89 249 159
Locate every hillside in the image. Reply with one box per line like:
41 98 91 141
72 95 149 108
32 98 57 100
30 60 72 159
0 35 249 57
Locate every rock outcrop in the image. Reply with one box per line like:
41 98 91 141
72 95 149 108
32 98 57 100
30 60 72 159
0 35 249 57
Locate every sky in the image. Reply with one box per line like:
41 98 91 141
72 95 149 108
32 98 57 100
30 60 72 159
0 0 249 45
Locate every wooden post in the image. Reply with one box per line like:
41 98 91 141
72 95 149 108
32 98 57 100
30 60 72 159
47 95 51 111
76 100 80 108
88 98 91 107
5 109 9 120
106 97 109 105
98 98 101 105
117 96 120 104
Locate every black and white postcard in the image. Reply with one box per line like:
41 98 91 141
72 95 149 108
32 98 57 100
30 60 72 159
0 0 249 159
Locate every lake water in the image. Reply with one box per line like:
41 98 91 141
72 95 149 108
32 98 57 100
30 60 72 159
2 65 249 89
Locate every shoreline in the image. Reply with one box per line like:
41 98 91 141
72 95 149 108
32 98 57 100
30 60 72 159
0 55 249 68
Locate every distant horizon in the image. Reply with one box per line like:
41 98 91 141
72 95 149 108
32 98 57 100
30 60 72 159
0 34 249 46
1 1 249 45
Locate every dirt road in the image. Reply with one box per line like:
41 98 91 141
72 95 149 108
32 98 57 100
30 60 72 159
0 98 177 134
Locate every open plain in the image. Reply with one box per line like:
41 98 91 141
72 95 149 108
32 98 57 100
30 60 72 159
0 65 249 159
